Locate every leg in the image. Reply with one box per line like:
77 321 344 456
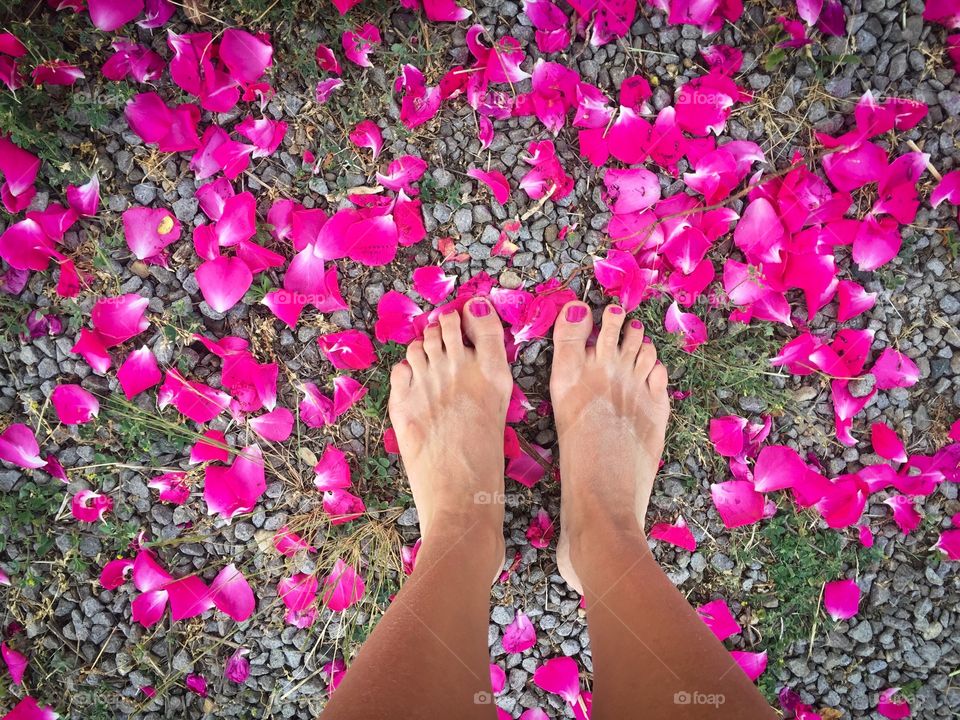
551 302 776 720
324 298 512 720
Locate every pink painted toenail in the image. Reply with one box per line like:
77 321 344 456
643 336 652 344
441 305 458 314
630 320 643 330
566 305 587 323
470 300 490 317
609 306 623 315
427 321 439 328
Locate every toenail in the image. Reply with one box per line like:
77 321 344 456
631 320 643 330
427 320 439 328
609 306 623 315
441 305 458 315
566 305 587 323
643 336 652 344
469 299 490 317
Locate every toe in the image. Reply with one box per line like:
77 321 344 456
462 297 506 364
595 305 626 360
390 359 413 393
648 361 669 395
406 339 428 375
553 301 592 363
621 318 645 363
422 321 443 363
635 339 657 378
438 307 464 358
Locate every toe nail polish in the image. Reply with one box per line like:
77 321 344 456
470 300 490 317
631 320 643 330
566 305 587 323
441 305 458 315
427 320 439 328
643 336 652 344
610 306 623 315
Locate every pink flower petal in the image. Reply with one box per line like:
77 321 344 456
203 445 266 519
711 480 766 528
533 656 580 705
2 642 28 685
730 650 767 681
117 346 162 399
321 558 365 611
877 688 911 719
753 444 806 492
317 330 377 370
411 266 456 304
220 29 273 84
248 407 294 442
468 167 511 204
342 23 381 67
870 422 908 463
91 293 150 347
196 256 253 313
696 598 742 641
51 384 99 425
314 445 352 491
503 611 537 653
210 563 256 622
871 348 919 390
664 302 707 353
225 648 250 684
349 120 383 159
525 508 555 549
823 578 860 620
649 515 697 552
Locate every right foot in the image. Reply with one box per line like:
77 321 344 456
550 302 670 594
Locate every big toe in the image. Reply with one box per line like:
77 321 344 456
553 301 593 363
462 297 507 364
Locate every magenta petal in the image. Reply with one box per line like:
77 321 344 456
503 611 537 653
88 0 143 31
185 673 208 697
871 348 920 390
225 648 251 684
533 656 580 705
877 688 911 720
332 376 367 416
278 572 318 612
321 558 365 611
467 167 511 204
649 515 697 552
133 549 173 592
91 293 150 347
664 302 707 353
753 444 806 492
131 589 169 627
935 529 960 560
300 383 335 428
314 445 351 491
190 430 229 464
709 415 748 457
711 480 766 528
99 557 134 589
696 598 742 641
158 369 230 423
196 256 253 313
247 407 293 442
219 29 273 84
317 330 377 370
348 119 383 159
274 526 316 556
66 174 100 216
0 424 45 470
525 508 555 549
411 266 456 305
117 346 162 399
374 291 424 344
51 383 100 425
823 578 860 620
603 168 661 214
203 445 266 519
1 642 28 685
210 563 256 622
342 23 381 67
870 422 908 463
166 575 214 620
730 650 767 681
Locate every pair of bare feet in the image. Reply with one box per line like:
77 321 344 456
387 297 670 593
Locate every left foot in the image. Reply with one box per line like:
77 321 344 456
388 298 513 581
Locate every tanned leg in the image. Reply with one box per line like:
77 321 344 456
323 297 512 720
551 301 776 720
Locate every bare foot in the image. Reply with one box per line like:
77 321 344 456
550 302 670 594
388 297 512 582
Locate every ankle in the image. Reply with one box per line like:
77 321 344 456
568 510 647 575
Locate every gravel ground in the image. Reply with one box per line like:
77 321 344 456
1 0 959 718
